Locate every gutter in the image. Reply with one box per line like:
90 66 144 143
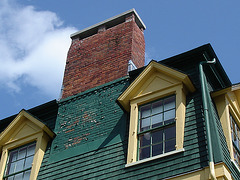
199 58 217 180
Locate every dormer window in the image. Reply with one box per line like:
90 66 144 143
0 110 55 180
138 96 176 160
4 142 36 180
118 61 195 166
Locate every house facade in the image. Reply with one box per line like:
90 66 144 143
0 9 240 180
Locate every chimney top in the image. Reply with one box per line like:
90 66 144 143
71 8 146 40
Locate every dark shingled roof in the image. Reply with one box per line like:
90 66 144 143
0 100 58 133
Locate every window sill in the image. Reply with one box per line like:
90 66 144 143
125 148 185 168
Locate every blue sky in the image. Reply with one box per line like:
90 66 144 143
1 0 240 119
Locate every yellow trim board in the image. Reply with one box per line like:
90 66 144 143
118 61 195 111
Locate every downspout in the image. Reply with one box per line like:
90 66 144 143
199 58 217 180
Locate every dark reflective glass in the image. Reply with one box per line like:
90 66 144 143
139 147 150 160
152 130 163 144
165 126 176 140
165 139 175 153
139 133 151 147
152 143 163 156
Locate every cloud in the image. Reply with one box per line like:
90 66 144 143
0 0 77 97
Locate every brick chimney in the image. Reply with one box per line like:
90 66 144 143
61 9 146 99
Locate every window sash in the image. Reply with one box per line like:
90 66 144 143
138 96 176 160
4 142 36 179
230 113 240 167
230 114 240 151
138 95 176 133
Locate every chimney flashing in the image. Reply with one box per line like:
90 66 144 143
71 9 146 40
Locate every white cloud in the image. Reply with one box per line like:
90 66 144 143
0 0 77 97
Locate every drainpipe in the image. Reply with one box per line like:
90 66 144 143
199 58 217 180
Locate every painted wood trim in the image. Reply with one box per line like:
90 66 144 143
125 148 185 168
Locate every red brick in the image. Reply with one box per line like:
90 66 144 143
62 12 145 99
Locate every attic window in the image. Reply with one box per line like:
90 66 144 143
0 110 55 180
138 96 176 160
118 61 195 166
4 142 36 180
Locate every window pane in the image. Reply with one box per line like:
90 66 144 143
165 139 175 153
7 176 14 180
140 117 150 131
15 172 23 179
9 151 18 162
152 130 163 144
139 133 151 147
152 113 163 128
27 144 35 156
140 104 151 118
164 96 175 111
164 109 175 124
15 159 24 172
139 147 150 160
24 156 34 169
152 100 163 115
18 147 27 159
23 170 31 180
8 162 16 174
152 143 163 156
165 126 176 140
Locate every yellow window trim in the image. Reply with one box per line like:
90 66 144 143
0 110 55 180
212 85 240 161
118 61 195 165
